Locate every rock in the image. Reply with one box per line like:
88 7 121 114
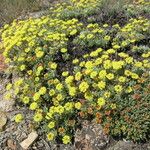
7 139 17 150
0 99 15 112
0 75 15 112
0 112 7 130
0 54 7 72
20 131 38 150
107 141 148 150
75 121 109 150
59 144 75 150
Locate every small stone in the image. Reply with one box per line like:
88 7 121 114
20 131 38 150
0 98 15 112
7 139 17 150
75 121 109 150
0 112 7 130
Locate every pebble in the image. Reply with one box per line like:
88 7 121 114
20 131 38 150
0 112 7 131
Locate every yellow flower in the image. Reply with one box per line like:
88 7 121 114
103 60 112 69
4 92 11 100
118 76 126 82
18 57 25 62
6 83 12 90
75 72 82 81
56 94 64 101
70 29 77 35
97 97 105 106
84 69 92 75
110 103 116 109
94 58 102 65
118 52 128 58
65 76 74 84
25 48 30 53
90 71 97 79
79 61 85 67
39 87 47 95
96 48 103 53
72 59 79 64
49 89 55 96
106 73 114 80
14 88 19 95
22 96 30 104
75 102 82 110
50 63 57 69
114 85 122 93
131 73 139 79
36 51 44 58
64 102 73 111
53 78 59 84
45 112 53 120
103 24 108 27
113 45 120 49
126 86 133 93
37 66 43 72
29 102 38 110
85 61 93 69
62 135 71 144
121 41 128 47
79 81 89 93
104 91 111 98
84 92 93 100
104 35 110 41
15 114 23 123
33 93 40 101
134 61 142 67
48 121 55 129
106 49 116 54
20 65 26 71
47 132 55 141
98 81 106 89
33 113 43 122
79 33 85 39
99 70 107 79
112 61 123 70
83 54 89 58
142 53 149 58
56 83 63 91
87 34 94 39
27 70 32 75
56 105 65 114
125 57 133 64
53 100 59 106
124 70 131 76
69 87 76 97
61 48 67 53
62 71 69 77
90 51 98 57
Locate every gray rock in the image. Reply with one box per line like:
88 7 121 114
75 121 109 150
58 144 75 150
0 75 15 112
0 99 15 112
0 112 7 131
107 141 150 150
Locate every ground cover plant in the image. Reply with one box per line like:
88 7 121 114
0 0 150 145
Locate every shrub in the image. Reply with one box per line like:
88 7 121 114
0 0 150 144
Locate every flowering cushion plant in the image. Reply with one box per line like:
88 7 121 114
0 0 150 144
